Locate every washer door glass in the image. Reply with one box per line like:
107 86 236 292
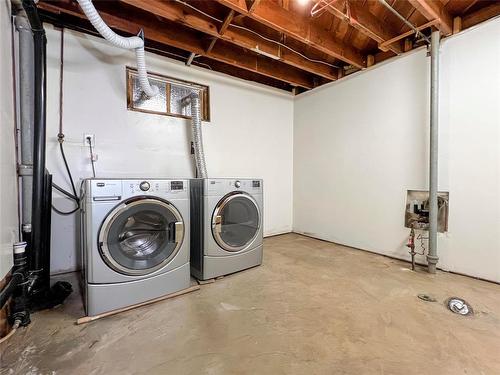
99 198 184 276
212 193 260 252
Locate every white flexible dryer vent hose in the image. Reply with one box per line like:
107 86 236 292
189 93 208 178
76 0 159 97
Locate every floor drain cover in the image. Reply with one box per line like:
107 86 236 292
418 294 437 302
447 297 473 316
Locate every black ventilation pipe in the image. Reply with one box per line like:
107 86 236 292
21 0 49 293
18 0 72 312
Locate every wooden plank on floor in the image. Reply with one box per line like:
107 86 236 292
76 285 200 325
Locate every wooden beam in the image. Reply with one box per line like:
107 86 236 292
462 0 479 15
403 38 413 52
185 52 196 66
205 37 218 54
219 10 235 35
408 0 453 35
247 0 261 13
378 19 438 50
462 3 500 29
37 0 315 88
315 0 402 54
121 0 337 80
215 0 366 68
453 16 462 34
366 54 375 67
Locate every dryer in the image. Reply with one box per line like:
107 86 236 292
81 178 190 316
190 178 263 280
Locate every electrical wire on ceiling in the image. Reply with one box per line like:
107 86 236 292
175 0 340 69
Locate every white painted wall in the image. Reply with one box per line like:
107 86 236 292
0 2 19 279
294 19 500 283
45 26 294 274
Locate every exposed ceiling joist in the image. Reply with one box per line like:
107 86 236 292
121 0 338 81
314 0 403 54
408 0 453 35
37 1 315 88
36 0 500 92
205 37 218 54
462 2 500 29
247 0 261 14
378 19 438 50
215 0 367 68
219 10 235 35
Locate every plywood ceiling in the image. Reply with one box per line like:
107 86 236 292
37 0 500 92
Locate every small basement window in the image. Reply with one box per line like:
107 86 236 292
126 67 210 121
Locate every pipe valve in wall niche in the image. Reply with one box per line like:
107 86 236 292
405 190 449 232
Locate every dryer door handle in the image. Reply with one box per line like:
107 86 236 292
214 215 222 234
174 221 184 243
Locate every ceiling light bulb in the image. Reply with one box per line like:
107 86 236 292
298 0 310 5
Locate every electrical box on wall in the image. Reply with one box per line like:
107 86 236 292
405 190 449 232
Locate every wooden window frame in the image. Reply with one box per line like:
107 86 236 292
126 67 210 122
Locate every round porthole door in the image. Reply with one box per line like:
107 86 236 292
98 198 184 276
212 192 261 252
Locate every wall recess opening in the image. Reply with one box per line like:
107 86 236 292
126 67 210 121
405 190 449 232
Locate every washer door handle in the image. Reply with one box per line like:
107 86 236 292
214 215 222 234
174 221 184 243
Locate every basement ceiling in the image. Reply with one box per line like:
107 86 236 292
37 0 500 93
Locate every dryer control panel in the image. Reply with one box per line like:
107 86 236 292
204 178 263 196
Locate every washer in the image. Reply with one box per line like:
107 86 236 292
190 178 263 280
81 178 190 316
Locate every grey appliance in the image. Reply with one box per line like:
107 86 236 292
190 178 263 280
81 178 190 316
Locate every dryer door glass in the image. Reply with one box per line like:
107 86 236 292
212 193 260 252
99 198 184 276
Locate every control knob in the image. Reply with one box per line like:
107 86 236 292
139 181 150 191
235 180 241 188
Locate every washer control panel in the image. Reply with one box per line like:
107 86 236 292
234 180 241 188
124 180 187 195
88 179 189 201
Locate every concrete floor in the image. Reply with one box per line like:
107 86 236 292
1 233 500 374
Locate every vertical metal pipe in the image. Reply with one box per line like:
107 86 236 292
427 30 440 274
14 16 34 228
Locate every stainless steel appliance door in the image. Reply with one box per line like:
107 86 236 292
98 198 184 276
212 192 261 252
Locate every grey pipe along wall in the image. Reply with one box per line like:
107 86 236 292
427 30 440 274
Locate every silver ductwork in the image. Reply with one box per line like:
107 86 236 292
189 93 208 178
182 92 208 178
76 0 159 97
